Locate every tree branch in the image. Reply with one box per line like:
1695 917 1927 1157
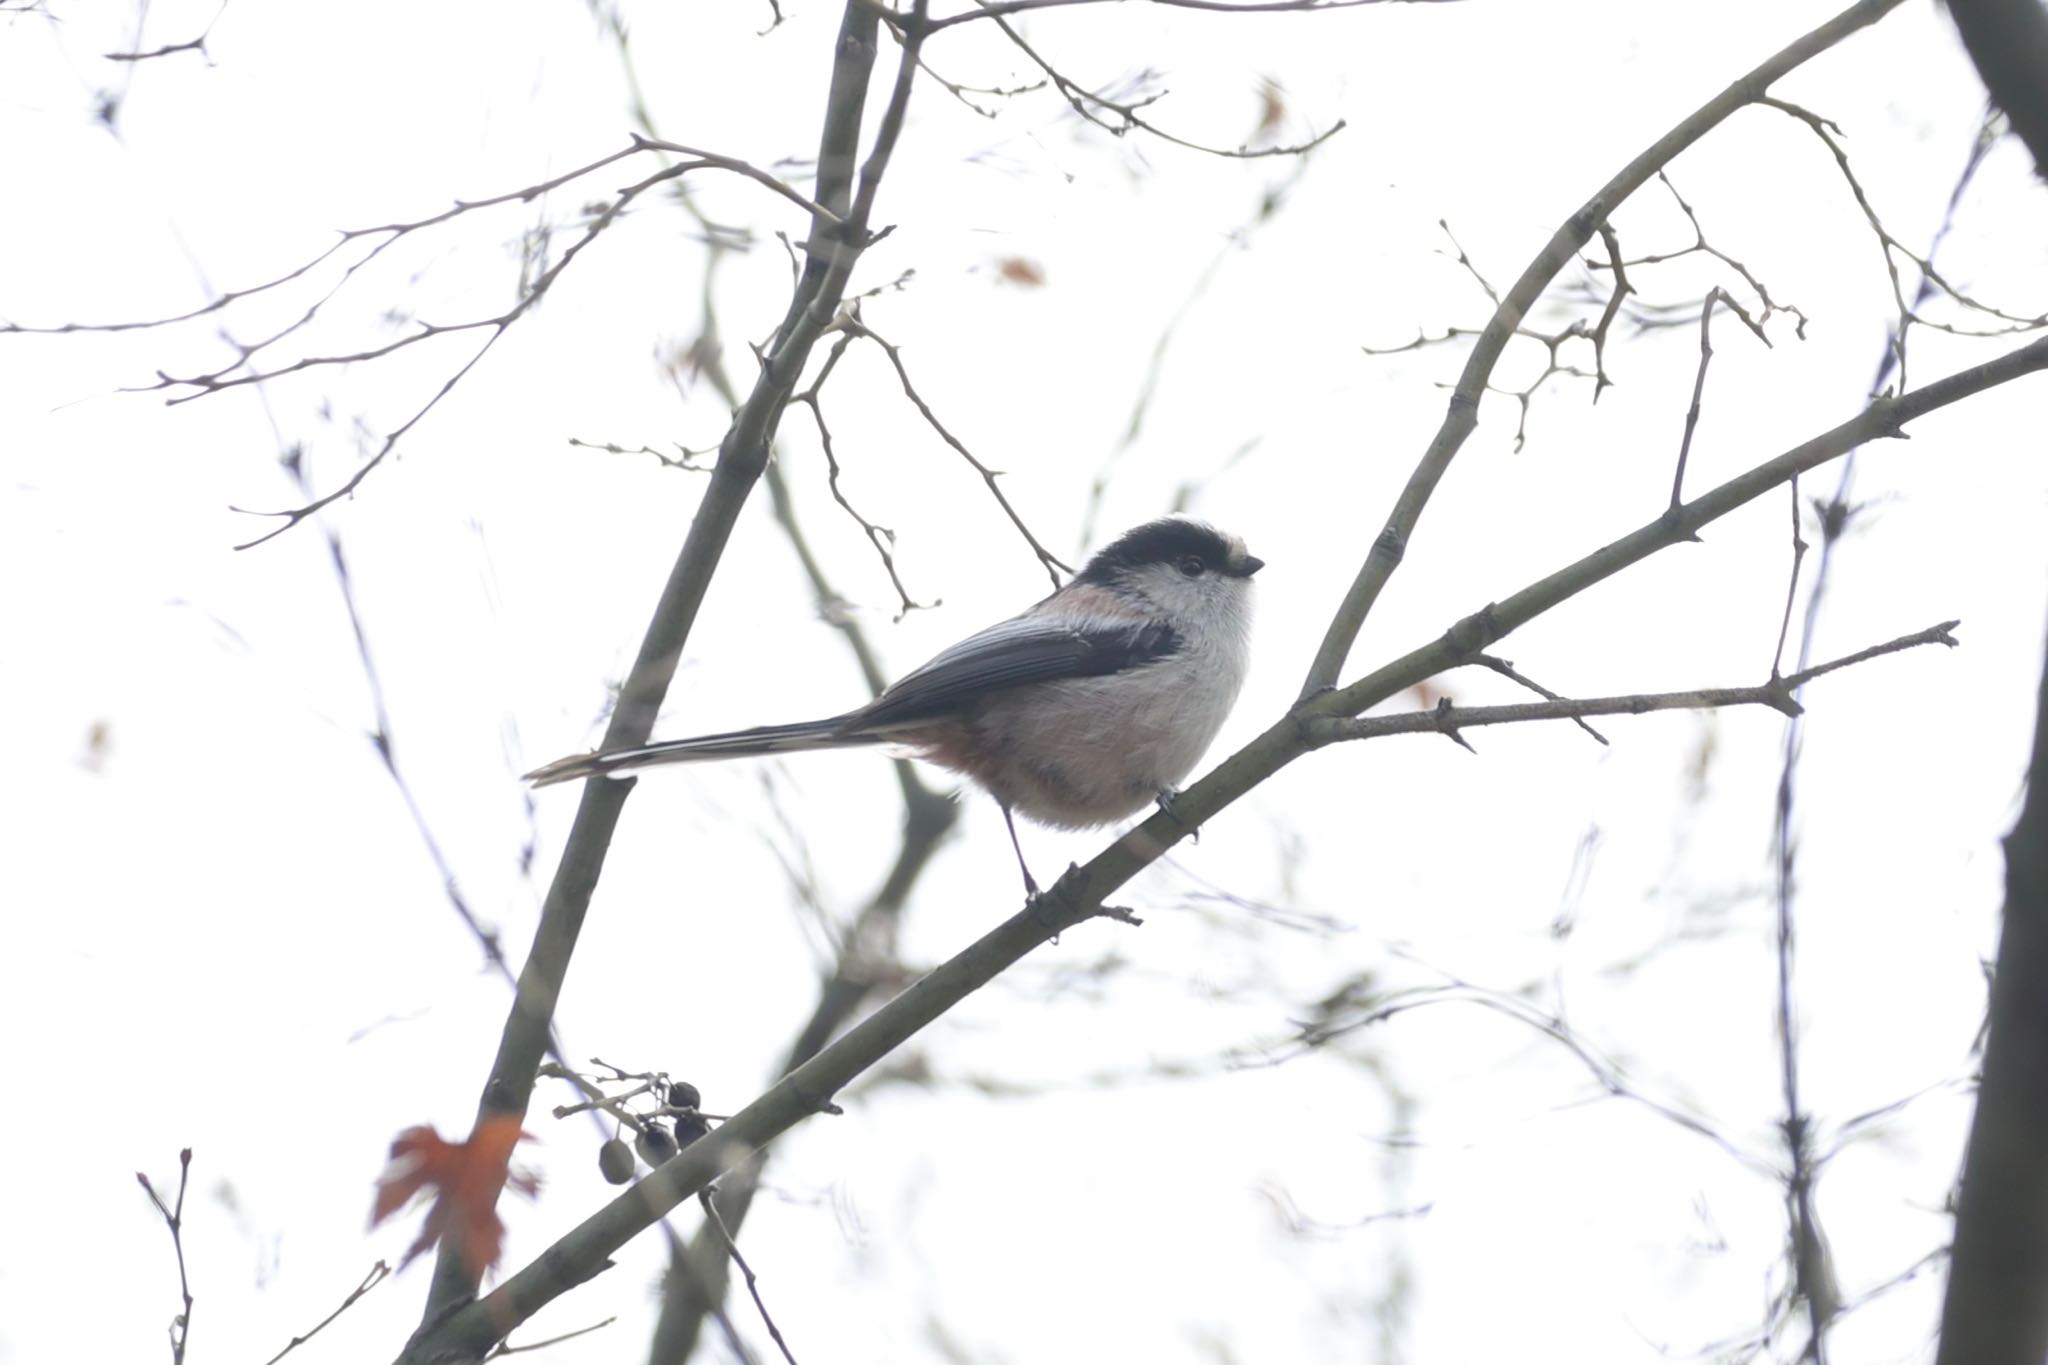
413 0 923 1326
1297 0 1911 699
1937 612 2048 1362
924 0 1448 32
1303 621 1958 748
401 330 2047 1363
1945 0 2048 179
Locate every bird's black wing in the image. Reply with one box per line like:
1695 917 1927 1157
854 613 1179 728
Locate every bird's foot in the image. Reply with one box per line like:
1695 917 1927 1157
1154 787 1198 842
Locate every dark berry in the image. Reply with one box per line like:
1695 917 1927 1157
597 1138 635 1185
636 1122 679 1166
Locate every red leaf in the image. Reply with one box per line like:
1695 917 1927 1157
370 1116 539 1278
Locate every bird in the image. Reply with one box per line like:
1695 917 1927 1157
525 516 1262 894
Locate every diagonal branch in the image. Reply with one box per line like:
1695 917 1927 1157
412 0 930 1328
1298 0 1911 699
402 330 2048 1363
848 316 1073 584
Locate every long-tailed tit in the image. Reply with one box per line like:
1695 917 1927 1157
526 516 1263 893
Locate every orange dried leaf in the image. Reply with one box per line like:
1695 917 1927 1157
370 1116 539 1278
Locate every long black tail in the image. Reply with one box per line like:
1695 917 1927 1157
523 714 879 787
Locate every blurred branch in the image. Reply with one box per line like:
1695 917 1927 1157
1937 614 2048 1362
1769 126 1997 1357
1299 0 1911 699
414 0 930 1328
1284 977 1767 1173
645 295 959 1365
974 10 1344 158
1945 0 2048 178
925 0 1452 32
644 463 959 1365
6 132 835 551
403 332 2046 1361
1086 155 1314 543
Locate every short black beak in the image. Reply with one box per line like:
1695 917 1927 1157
1240 555 1265 577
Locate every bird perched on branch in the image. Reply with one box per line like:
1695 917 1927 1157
526 516 1262 894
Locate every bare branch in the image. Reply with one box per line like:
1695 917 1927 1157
976 9 1344 159
487 1317 619 1356
1281 976 1768 1175
1945 0 2048 179
403 334 2039 1360
1582 173 1811 341
1466 653 1610 744
925 0 1451 32
698 1189 801 1365
1670 288 1766 512
261 1263 390 1365
848 316 1074 584
1935 625 2048 1365
1307 621 1957 748
792 330 934 617
1761 95 2048 392
136 1149 194 1365
630 135 847 225
1771 475 1810 678
1300 0 1913 699
415 0 931 1326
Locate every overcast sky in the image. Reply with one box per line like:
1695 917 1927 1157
4 2 2046 1362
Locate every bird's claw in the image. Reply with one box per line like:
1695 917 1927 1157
1154 787 1198 842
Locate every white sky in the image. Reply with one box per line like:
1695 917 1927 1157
3 1 2046 1363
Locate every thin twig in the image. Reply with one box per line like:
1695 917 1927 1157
791 329 933 616
1468 653 1610 744
488 1316 619 1356
261 1262 390 1365
1283 977 1769 1175
639 180 957 1362
847 316 1073 584
1772 475 1809 678
136 1148 194 1365
700 1189 801 1365
926 0 1446 33
1308 620 1957 748
1760 95 2047 394
1672 288 1735 512
1586 221 1631 399
403 335 2047 1361
1299 0 1914 699
1585 172 1809 341
975 7 1344 160
416 0 917 1327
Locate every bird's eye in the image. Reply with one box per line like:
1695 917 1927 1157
1176 555 1206 578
